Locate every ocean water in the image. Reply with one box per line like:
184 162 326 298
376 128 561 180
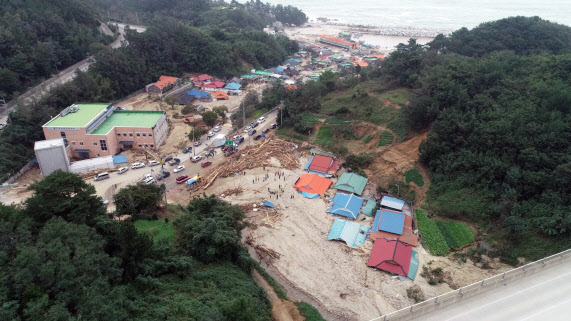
245 0 571 30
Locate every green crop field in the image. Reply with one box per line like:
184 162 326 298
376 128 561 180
378 130 394 146
314 126 333 146
436 221 475 250
387 119 407 142
362 135 373 143
416 210 449 255
134 219 175 245
404 168 424 187
301 114 322 123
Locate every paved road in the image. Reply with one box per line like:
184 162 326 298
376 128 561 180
92 111 278 209
0 23 147 124
409 259 571 321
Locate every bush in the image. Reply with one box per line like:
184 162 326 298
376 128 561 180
335 106 349 114
293 122 313 134
332 126 356 139
406 285 425 303
295 302 326 321
404 168 424 186
182 104 196 114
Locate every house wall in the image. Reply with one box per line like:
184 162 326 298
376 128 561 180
153 113 168 147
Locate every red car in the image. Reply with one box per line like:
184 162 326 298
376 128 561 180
176 175 190 184
201 161 212 168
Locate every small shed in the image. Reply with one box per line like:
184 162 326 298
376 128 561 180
381 196 405 211
212 91 228 100
293 174 332 195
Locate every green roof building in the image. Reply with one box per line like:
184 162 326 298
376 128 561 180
334 172 368 195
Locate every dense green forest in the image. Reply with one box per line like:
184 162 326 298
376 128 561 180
95 0 307 28
0 170 272 320
0 0 114 99
383 17 571 261
0 0 301 182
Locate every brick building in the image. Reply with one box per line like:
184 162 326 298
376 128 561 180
43 103 168 159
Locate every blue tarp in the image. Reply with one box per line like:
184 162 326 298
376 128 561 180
276 66 285 73
326 193 364 219
300 191 319 199
263 201 274 208
372 208 405 235
225 82 241 90
112 155 128 164
327 219 369 248
186 179 197 185
187 89 209 98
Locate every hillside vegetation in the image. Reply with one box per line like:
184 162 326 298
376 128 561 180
383 16 571 261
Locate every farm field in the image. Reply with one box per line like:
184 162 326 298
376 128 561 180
405 168 424 186
378 130 394 146
416 209 475 255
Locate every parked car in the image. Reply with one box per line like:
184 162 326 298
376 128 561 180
201 161 212 168
270 123 277 129
169 158 181 166
176 175 190 184
248 129 257 136
194 141 202 147
253 134 262 140
143 177 155 185
191 155 203 163
117 167 129 174
94 172 110 181
157 171 170 181
162 156 173 162
250 122 258 128
182 147 192 153
149 160 160 166
232 135 243 141
102 199 110 206
257 116 265 123
244 126 252 132
212 125 221 132
207 131 215 137
262 128 270 134
173 165 185 173
131 162 145 169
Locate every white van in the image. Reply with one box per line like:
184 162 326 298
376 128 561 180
257 116 265 123
94 172 110 181
143 177 155 185
117 167 129 174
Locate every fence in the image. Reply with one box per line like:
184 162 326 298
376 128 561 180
1 159 37 186
371 248 571 321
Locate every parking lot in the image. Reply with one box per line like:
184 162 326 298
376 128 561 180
90 111 277 210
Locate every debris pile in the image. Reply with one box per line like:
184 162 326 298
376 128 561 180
201 138 299 189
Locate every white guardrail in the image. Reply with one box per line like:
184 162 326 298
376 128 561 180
370 248 571 321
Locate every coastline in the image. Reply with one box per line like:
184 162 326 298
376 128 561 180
285 22 436 52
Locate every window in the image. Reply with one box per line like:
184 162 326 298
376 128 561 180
129 133 133 137
100 140 107 151
93 142 97 145
144 144 148 148
136 133 140 137
148 133 152 137
79 142 84 146
150 144 154 148
96 153 100 157
117 133 121 137
138 144 142 148
123 133 127 137
60 131 68 146
72 142 76 145
142 133 146 137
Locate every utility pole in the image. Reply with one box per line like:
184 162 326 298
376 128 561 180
136 12 140 25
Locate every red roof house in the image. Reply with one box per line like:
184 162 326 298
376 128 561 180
146 75 180 94
367 238 412 277
293 174 332 194
191 74 213 83
201 81 226 90
308 155 340 175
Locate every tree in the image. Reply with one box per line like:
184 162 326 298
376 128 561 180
164 94 177 110
113 183 164 217
212 106 228 121
202 111 218 127
182 103 196 115
175 195 246 263
188 128 208 141
24 170 106 226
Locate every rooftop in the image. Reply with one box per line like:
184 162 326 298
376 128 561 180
90 111 164 135
34 138 66 150
44 103 110 128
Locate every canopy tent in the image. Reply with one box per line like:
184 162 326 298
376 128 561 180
334 172 368 195
294 174 331 194
381 196 405 211
328 219 369 248
326 193 364 219
372 208 405 235
367 238 415 278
